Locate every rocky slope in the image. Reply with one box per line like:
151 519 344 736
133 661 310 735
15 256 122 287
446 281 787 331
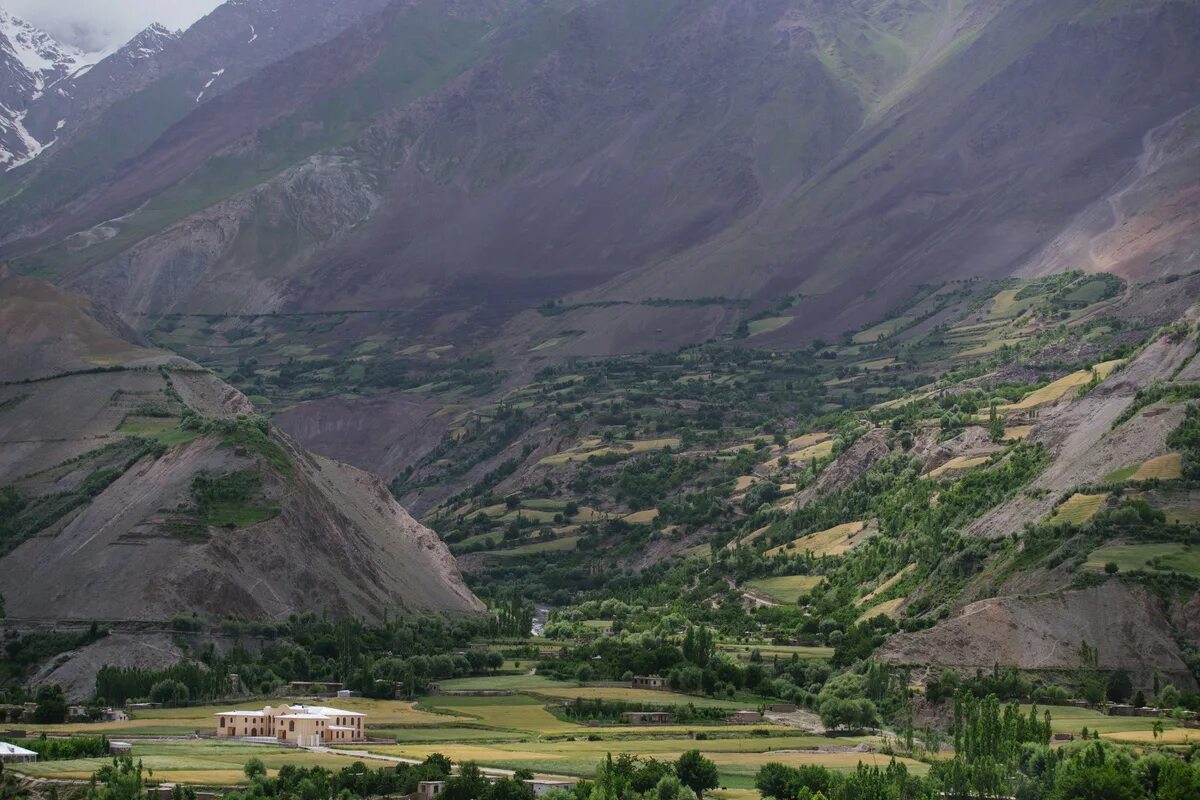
0 269 483 622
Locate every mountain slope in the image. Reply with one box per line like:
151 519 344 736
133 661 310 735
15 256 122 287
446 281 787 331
0 0 1195 364
0 268 483 622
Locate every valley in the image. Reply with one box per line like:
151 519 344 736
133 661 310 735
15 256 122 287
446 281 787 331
0 0 1198 798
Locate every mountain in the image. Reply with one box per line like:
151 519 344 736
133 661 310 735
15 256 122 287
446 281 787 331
0 8 100 168
0 0 394 206
0 267 483 623
0 0 1194 369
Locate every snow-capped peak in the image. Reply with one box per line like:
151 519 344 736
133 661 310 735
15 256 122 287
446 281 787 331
0 8 102 93
115 22 181 63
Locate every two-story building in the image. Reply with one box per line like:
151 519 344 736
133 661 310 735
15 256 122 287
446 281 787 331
215 704 365 747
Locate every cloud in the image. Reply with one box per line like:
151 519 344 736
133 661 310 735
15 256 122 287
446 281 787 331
6 0 221 51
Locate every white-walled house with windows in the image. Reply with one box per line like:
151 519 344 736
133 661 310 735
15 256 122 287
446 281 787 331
215 704 365 746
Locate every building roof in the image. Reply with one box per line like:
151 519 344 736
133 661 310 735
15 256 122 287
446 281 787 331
216 704 364 720
290 704 364 717
0 741 37 756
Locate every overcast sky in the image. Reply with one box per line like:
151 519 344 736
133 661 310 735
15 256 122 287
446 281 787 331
7 0 222 51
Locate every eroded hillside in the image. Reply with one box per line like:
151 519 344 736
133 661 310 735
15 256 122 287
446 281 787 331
0 270 482 624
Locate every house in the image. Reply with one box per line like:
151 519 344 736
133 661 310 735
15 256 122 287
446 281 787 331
109 741 133 755
215 704 365 747
524 781 575 797
0 742 37 763
727 710 764 724
621 711 674 725
631 675 668 690
102 708 129 722
621 710 673 724
68 705 89 720
416 781 446 800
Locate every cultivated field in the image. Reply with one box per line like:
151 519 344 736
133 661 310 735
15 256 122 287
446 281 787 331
1052 493 1106 525
1084 542 1200 577
766 521 871 557
745 575 823 603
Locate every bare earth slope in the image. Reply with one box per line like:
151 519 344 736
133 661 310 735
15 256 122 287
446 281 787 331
878 582 1194 688
0 271 483 622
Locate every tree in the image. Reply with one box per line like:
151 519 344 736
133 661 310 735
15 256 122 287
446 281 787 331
1104 562 1119 575
1050 762 1141 800
33 684 67 724
675 751 718 800
243 758 267 781
1106 669 1133 703
149 679 190 706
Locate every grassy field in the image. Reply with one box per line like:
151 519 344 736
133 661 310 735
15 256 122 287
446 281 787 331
539 438 681 466
483 536 582 557
1052 493 1106 525
10 741 396 783
747 316 794 336
117 415 201 447
19 698 448 737
745 575 823 603
436 674 569 691
1022 704 1185 739
1084 542 1200 577
717 643 834 661
341 734 922 784
852 317 913 344
766 521 871 557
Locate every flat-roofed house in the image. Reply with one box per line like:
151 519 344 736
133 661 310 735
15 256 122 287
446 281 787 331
630 675 668 690
215 704 365 747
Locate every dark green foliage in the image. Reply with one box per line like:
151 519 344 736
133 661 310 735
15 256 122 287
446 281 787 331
32 683 67 723
13 735 108 760
1167 402 1200 479
674 751 719 800
189 469 278 529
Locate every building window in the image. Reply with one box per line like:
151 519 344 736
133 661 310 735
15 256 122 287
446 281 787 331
219 718 225 728
290 720 295 731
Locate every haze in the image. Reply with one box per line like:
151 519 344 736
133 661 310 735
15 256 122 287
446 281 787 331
5 0 220 50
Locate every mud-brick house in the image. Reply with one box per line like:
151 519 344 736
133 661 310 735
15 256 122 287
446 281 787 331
631 675 668 690
621 711 674 724
215 704 365 746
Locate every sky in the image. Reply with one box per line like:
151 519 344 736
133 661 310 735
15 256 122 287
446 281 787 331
6 0 222 51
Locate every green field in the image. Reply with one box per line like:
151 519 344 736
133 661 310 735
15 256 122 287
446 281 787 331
745 575 823 603
11 741 396 784
1084 542 1200 577
747 316 794 336
1020 704 1184 738
117 415 201 447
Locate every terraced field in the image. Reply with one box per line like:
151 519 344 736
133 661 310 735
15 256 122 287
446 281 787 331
1001 361 1122 410
1084 542 1200 577
1052 493 1107 525
766 521 871 557
745 575 823 603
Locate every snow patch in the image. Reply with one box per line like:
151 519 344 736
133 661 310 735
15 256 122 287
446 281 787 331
247 25 257 44
195 68 226 103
